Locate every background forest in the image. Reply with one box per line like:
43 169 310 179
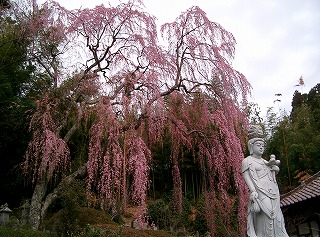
264 84 320 192
0 1 319 236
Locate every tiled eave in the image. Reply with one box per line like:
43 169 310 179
280 171 320 207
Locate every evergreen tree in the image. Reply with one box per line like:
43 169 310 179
266 83 320 191
0 7 39 206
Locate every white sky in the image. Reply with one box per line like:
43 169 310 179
37 0 320 116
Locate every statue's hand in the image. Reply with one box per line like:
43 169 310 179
251 200 260 213
250 191 258 201
264 156 280 167
250 191 260 212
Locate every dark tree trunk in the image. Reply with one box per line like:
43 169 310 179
28 164 87 230
29 175 48 230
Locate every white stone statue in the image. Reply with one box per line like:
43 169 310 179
242 125 289 237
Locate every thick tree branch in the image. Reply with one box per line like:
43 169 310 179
40 163 87 220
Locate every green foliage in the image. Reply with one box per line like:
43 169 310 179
58 182 85 236
0 13 38 207
191 195 208 235
147 194 242 236
147 195 207 235
45 206 115 236
266 84 320 191
0 225 122 237
147 199 173 230
76 225 122 237
76 225 106 237
0 226 53 237
45 180 87 236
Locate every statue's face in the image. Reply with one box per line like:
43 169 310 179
252 140 264 156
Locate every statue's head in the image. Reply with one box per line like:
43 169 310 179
247 125 265 155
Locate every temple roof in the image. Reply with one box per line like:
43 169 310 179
280 171 320 207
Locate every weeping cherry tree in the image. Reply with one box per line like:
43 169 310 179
19 0 250 234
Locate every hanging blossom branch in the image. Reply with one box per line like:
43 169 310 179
164 88 248 235
23 95 71 184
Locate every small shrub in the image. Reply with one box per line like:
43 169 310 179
44 180 87 236
147 199 173 230
56 181 86 236
147 195 211 235
192 195 208 235
147 196 193 233
76 225 122 237
76 225 105 237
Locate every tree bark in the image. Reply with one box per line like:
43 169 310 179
29 175 48 230
28 164 87 230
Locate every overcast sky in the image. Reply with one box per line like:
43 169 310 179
37 0 320 116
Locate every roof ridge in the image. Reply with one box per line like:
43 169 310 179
281 171 320 199
280 171 320 207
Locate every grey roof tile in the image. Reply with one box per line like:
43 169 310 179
280 171 320 207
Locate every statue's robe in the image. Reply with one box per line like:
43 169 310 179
242 156 289 237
